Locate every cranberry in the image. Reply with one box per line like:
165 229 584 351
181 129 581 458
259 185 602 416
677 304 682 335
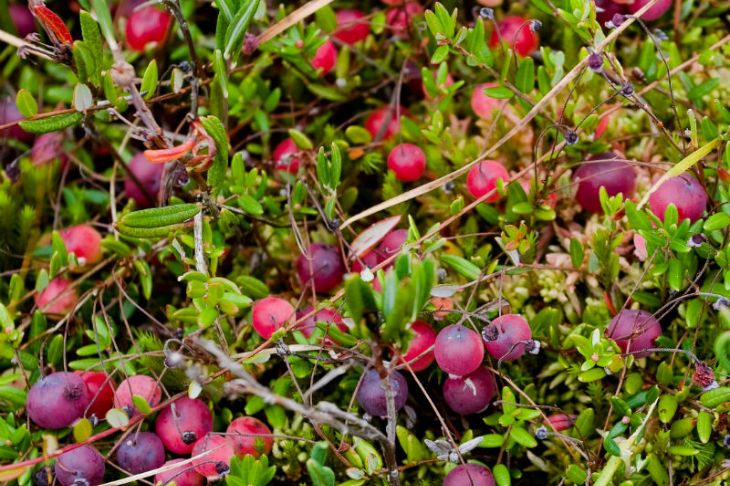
125 153 164 208
10 4 36 38
364 105 406 141
444 463 495 486
606 309 662 357
54 446 105 486
27 372 90 429
488 16 539 57
545 413 576 432
125 6 172 52
310 39 337 75
443 367 497 415
251 296 294 339
352 249 383 273
377 229 408 260
296 306 347 339
114 375 162 416
226 416 273 457
155 397 213 455
649 173 707 223
385 2 423 37
272 138 301 173
35 277 78 315
31 132 67 167
466 160 509 202
296 243 345 293
471 82 508 120
434 324 484 377
60 224 103 265
387 143 426 182
595 0 627 24
191 434 235 480
116 431 166 474
155 459 204 486
626 0 672 21
573 152 636 214
334 9 370 45
356 369 409 417
483 314 533 362
77 371 116 419
399 320 437 372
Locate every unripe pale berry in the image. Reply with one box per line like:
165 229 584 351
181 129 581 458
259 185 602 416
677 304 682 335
444 463 496 486
272 138 301 173
399 320 437 372
54 446 106 486
116 431 166 474
156 397 213 454
27 372 90 429
356 369 409 417
573 152 636 214
252 296 294 339
125 7 172 52
226 416 273 457
155 459 204 486
114 375 162 416
364 106 406 141
296 243 345 293
35 277 78 315
488 16 539 57
191 434 235 480
77 371 116 419
483 314 532 362
310 39 337 75
606 309 661 357
334 10 370 45
60 224 103 265
648 173 707 223
443 367 497 415
434 324 484 377
466 160 509 202
626 0 672 21
125 153 164 208
471 82 507 120
387 143 426 182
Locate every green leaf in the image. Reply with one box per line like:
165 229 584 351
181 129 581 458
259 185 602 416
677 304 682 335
483 85 514 99
73 418 93 442
700 386 730 408
140 60 159 100
658 394 677 423
119 204 201 228
510 426 537 448
79 10 103 83
306 459 335 486
704 212 730 232
89 0 116 50
492 464 511 486
441 254 481 281
19 112 83 134
569 238 584 268
199 115 229 189
132 394 152 414
696 411 712 443
15 89 37 117
515 57 535 93
214 49 229 99
288 129 313 150
224 0 261 63
578 367 605 382
646 453 669 486
345 126 372 144
105 408 130 428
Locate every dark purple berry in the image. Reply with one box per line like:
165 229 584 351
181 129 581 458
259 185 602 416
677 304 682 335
116 432 166 474
27 372 90 429
54 446 105 486
356 369 408 418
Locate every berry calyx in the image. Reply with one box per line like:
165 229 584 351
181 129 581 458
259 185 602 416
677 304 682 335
125 7 172 52
466 160 509 202
251 296 294 339
434 324 485 377
387 143 426 182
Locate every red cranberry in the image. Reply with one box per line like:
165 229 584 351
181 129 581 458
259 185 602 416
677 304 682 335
10 4 36 38
226 416 273 457
296 243 345 293
272 138 301 173
116 431 166 474
191 434 234 480
649 173 707 223
352 249 383 273
385 2 423 37
155 397 213 455
252 296 294 339
387 143 426 182
114 375 162 415
399 320 437 372
545 413 576 432
334 9 370 45
471 82 508 120
573 152 636 214
364 105 406 141
60 224 103 265
606 309 662 357
35 277 78 315
77 371 116 419
466 160 509 202
310 39 337 75
443 366 497 415
377 229 408 260
626 0 672 20
488 16 539 57
155 459 204 486
0 97 32 143
444 463 495 486
434 324 484 377
125 153 164 208
125 6 172 52
296 306 347 339
483 314 533 362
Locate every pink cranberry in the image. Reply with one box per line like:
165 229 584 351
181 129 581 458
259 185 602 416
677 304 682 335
191 434 235 480
352 250 383 273
35 277 78 315
60 224 103 265
471 82 508 120
545 413 576 432
77 371 116 419
125 6 172 52
155 397 213 455
483 314 533 362
0 97 32 143
488 16 539 57
31 132 67 167
114 375 162 416
466 160 509 202
310 39 337 75
387 143 426 182
296 306 347 339
444 464 495 486
434 324 484 377
296 243 345 293
334 9 370 45
364 105 406 141
272 138 301 173
125 153 164 208
573 152 636 214
443 366 497 415
377 229 408 260
606 309 662 357
10 4 36 38
27 372 90 429
399 320 437 372
385 2 423 37
252 296 294 339
226 416 273 457
626 0 672 21
649 173 707 223
154 459 204 486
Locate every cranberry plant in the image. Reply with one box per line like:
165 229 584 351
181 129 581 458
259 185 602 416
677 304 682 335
0 0 729 484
